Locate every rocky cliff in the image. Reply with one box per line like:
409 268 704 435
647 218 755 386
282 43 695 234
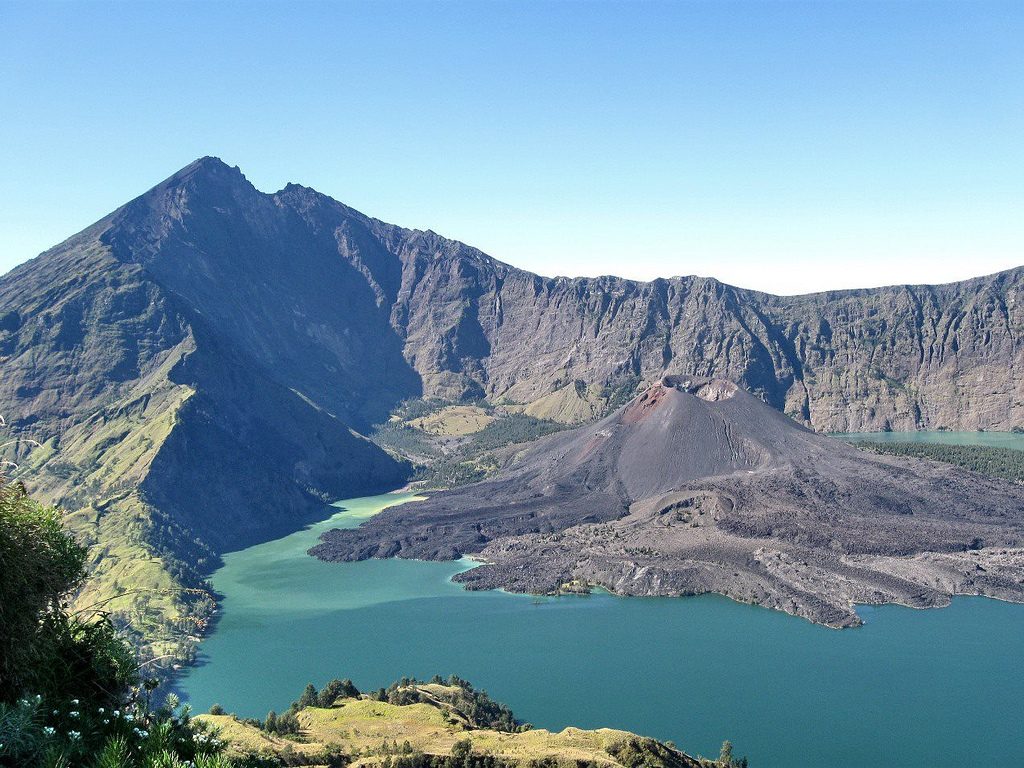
389 243 1024 433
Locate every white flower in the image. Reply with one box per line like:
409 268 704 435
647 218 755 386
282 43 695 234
70 699 79 706
42 727 55 737
68 731 81 740
97 707 105 714
123 713 134 723
112 710 120 717
34 695 42 703
103 719 110 725
69 711 79 718
52 709 59 715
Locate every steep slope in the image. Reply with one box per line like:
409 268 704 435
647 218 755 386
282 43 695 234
313 377 1024 627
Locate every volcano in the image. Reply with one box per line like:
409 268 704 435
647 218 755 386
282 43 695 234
312 377 1024 626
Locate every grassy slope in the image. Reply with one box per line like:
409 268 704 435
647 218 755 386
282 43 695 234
9 338 214 665
200 686 704 767
371 400 572 491
518 382 609 425
408 406 495 436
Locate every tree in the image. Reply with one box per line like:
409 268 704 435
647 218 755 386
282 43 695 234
0 479 85 700
719 740 733 766
297 682 319 709
265 710 279 733
0 478 134 706
318 677 360 707
451 738 472 759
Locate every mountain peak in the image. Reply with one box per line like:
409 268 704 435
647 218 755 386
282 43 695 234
166 155 246 187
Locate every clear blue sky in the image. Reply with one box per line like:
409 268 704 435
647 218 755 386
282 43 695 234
2 0 1021 294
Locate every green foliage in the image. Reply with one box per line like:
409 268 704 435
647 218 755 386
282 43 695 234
39 611 138 709
371 395 571 490
605 736 695 768
261 709 299 736
0 478 242 766
703 739 747 768
410 458 492 489
0 479 87 701
718 741 732 765
370 675 522 732
852 441 1024 484
393 399 453 422
407 415 567 489
371 424 436 461
94 735 131 768
0 691 226 767
381 750 517 768
295 683 319 710
0 478 137 711
468 415 565 454
316 678 359 707
601 375 642 411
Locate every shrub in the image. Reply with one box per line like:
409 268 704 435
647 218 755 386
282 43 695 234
0 479 88 702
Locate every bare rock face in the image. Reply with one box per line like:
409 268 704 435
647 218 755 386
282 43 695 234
397 267 1024 433
312 378 1024 627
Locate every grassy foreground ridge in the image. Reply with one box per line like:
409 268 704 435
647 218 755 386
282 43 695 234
200 676 744 768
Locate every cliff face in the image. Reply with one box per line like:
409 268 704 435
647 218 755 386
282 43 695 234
93 157 1024 434
391 254 1024 432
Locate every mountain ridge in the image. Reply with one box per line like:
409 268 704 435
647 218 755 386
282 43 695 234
8 156 1024 433
2 156 1023 655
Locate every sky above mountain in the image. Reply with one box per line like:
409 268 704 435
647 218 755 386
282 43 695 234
2 0 1022 295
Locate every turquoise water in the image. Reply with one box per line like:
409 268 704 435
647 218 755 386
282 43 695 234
177 485 1024 768
839 430 1024 450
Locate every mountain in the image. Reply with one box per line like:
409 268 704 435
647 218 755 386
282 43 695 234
2 156 1023 648
0 159 413 658
313 376 1024 627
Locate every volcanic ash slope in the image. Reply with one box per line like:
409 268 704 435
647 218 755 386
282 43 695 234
312 377 1024 626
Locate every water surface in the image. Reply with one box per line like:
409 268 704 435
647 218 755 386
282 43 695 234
179 436 1024 767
